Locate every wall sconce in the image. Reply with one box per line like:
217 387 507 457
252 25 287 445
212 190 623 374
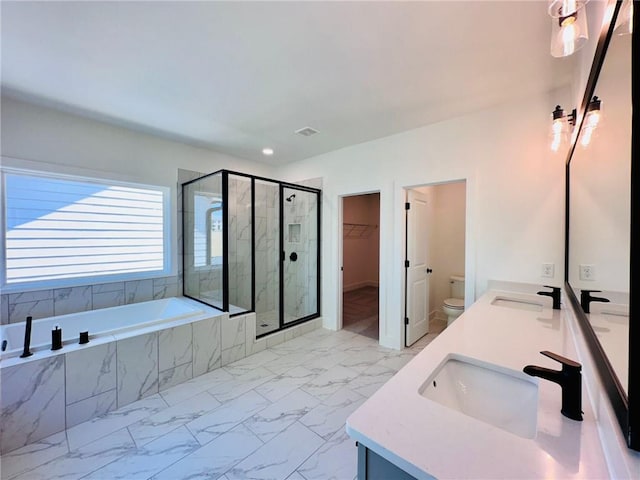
550 105 576 152
548 0 590 57
549 96 602 151
579 96 602 147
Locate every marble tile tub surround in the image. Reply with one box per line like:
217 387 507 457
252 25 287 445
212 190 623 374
1 302 223 454
1 323 435 480
1 277 179 325
0 304 321 455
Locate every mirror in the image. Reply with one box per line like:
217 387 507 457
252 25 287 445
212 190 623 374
568 17 632 394
566 0 638 450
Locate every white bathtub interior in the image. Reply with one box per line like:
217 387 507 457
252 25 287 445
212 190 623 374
1 298 204 359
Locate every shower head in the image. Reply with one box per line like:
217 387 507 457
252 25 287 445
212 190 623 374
286 194 296 202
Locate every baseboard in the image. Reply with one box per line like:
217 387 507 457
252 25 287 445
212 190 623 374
430 310 447 322
343 281 379 293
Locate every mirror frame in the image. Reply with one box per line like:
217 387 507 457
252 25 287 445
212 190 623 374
564 0 638 450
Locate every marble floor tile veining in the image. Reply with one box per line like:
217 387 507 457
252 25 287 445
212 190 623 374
1 323 445 480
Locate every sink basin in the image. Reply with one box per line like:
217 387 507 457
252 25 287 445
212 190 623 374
419 354 538 438
491 296 543 312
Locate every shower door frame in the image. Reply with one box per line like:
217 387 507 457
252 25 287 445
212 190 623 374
278 183 322 333
182 170 321 333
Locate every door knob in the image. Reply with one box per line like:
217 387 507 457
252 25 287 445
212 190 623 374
290 252 298 262
426 268 433 274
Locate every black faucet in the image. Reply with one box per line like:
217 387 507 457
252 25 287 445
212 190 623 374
20 315 34 358
580 290 610 314
523 351 583 421
537 285 561 310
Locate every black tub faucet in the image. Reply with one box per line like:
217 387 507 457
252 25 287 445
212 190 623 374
20 316 34 358
580 290 610 314
523 351 583 421
537 286 561 310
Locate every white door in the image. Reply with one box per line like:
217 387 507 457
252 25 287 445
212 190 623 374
405 190 430 346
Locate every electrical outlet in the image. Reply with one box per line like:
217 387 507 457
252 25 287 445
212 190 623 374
541 263 555 278
579 264 595 281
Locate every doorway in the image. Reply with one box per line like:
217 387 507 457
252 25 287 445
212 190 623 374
341 193 380 339
404 181 466 346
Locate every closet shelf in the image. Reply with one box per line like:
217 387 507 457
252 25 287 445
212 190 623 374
343 222 378 239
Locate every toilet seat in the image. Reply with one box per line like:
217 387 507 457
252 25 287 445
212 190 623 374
443 298 464 309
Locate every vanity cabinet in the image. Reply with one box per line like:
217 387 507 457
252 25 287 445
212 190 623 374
357 443 418 480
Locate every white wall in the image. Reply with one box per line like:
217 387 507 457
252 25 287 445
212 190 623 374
0 96 273 270
1 90 571 350
1 97 272 185
276 89 569 349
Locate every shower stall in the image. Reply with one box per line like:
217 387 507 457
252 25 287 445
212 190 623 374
182 170 320 337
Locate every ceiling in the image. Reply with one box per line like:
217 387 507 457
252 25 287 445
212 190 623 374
1 1 574 165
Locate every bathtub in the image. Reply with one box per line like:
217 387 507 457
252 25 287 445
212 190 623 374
0 295 321 454
0 297 205 360
0 296 238 454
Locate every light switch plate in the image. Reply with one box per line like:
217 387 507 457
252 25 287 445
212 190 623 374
542 263 554 278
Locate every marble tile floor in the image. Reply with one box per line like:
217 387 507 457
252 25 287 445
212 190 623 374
256 311 303 337
1 327 442 480
342 287 379 340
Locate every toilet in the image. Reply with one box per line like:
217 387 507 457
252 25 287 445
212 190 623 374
442 275 465 326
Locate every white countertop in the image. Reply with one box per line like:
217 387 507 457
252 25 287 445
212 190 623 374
346 287 609 479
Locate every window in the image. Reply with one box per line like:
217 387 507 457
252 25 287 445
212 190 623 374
1 169 171 290
193 193 222 267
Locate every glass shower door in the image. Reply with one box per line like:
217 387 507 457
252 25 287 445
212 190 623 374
255 179 280 335
183 172 224 310
282 186 319 325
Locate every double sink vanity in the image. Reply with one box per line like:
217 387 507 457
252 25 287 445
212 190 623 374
347 1 637 476
347 284 609 479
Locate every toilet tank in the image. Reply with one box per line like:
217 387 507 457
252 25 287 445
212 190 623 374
450 275 465 299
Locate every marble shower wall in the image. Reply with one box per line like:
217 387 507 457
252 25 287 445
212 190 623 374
227 176 252 311
254 181 279 317
283 189 319 321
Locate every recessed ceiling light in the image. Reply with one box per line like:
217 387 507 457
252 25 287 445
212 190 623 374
262 148 274 156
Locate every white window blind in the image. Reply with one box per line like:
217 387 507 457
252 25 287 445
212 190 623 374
3 171 169 287
193 193 222 267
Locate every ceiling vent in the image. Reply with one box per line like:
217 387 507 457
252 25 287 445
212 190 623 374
295 126 319 137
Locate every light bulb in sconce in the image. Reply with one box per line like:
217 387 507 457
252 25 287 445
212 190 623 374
580 96 602 148
614 0 633 35
549 105 573 152
549 0 589 57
